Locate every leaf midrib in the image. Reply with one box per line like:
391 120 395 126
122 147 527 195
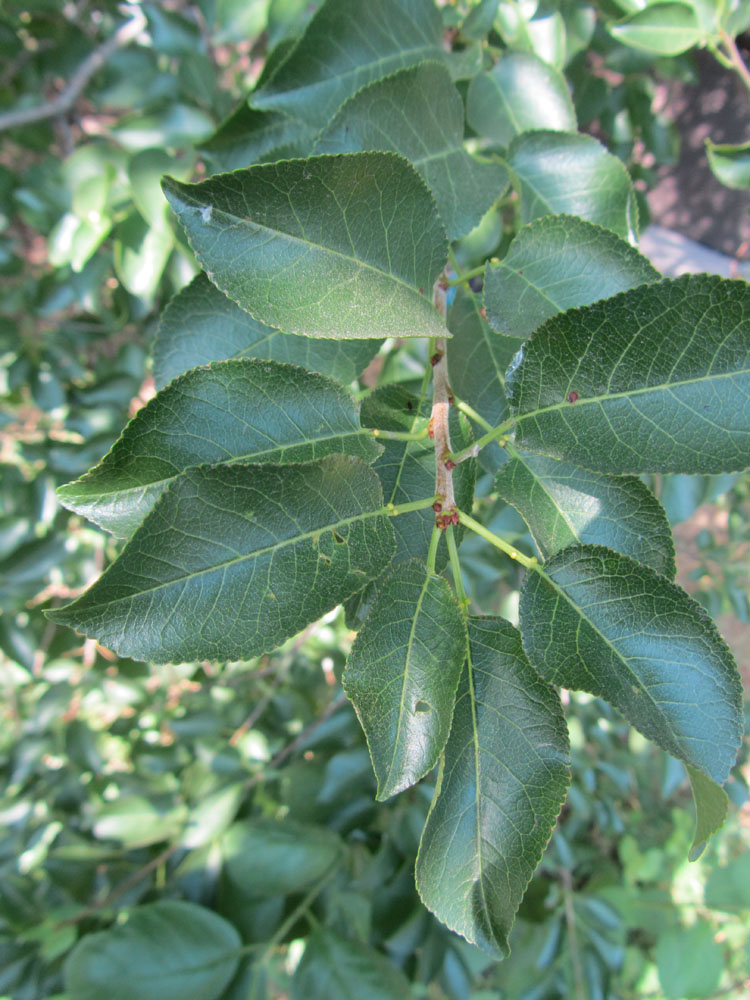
67 505 389 613
516 363 750 424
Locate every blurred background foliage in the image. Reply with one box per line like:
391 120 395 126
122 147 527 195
0 1 749 998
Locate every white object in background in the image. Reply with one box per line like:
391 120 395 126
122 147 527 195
640 224 750 279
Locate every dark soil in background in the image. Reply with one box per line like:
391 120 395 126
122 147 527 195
648 45 750 257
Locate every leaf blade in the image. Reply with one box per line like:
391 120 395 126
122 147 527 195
162 153 448 340
508 274 750 474
484 215 659 339
48 455 396 664
344 560 467 799
519 545 744 786
153 273 381 389
494 451 675 576
57 359 380 537
416 617 570 958
316 61 509 239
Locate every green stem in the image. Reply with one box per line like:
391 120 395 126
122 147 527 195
455 399 494 433
446 417 515 464
447 263 486 287
457 510 537 570
446 525 469 609
426 524 442 576
719 28 750 94
387 496 437 516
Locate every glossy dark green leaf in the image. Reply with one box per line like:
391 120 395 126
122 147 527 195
519 546 744 785
360 385 475 567
344 560 466 799
316 62 509 239
507 131 637 240
705 139 750 191
48 455 396 664
292 930 412 999
494 451 675 576
416 617 570 958
64 901 241 1000
252 0 445 129
483 215 659 339
153 274 381 389
686 765 728 861
220 819 341 897
466 52 576 147
508 275 750 474
57 359 379 537
162 153 448 340
608 2 703 56
446 287 522 469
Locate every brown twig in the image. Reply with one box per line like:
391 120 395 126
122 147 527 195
0 6 147 133
430 276 458 528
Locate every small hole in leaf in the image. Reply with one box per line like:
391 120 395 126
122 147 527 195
319 553 331 565
415 700 432 714
332 529 346 544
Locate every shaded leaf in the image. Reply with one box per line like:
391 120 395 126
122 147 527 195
656 922 723 999
252 0 444 128
360 385 475 567
609 2 703 56
292 930 412 999
686 765 729 862
705 139 750 191
317 61 509 239
163 153 448 340
705 854 750 912
519 545 744 785
344 560 466 799
484 215 658 339
508 275 750 474
446 287 522 470
64 901 241 1000
57 359 379 537
220 819 341 897
507 131 637 240
416 617 570 958
494 451 675 576
153 274 381 389
48 455 396 664
466 51 576 147
200 103 316 173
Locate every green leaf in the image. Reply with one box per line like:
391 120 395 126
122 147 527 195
656 922 723 999
252 0 445 129
483 215 659 339
519 545 744 785
292 930 412 999
316 61 509 240
220 819 341 897
64 901 241 1000
57 359 379 537
153 274 381 389
705 139 750 191
609 2 704 56
507 131 638 240
686 765 728 862
360 385 475 567
47 455 396 664
466 52 577 147
446 286 522 469
93 796 187 848
495 451 675 576
416 617 570 958
200 103 316 173
508 275 750 474
344 560 467 799
705 854 750 912
162 153 448 341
